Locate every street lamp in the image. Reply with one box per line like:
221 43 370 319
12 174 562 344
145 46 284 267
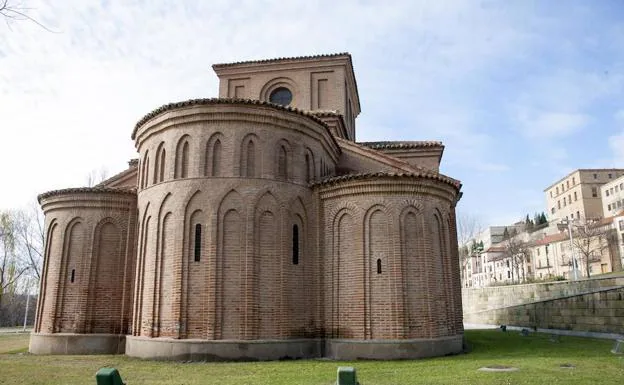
557 219 579 280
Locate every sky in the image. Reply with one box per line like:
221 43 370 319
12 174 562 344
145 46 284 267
1 0 624 227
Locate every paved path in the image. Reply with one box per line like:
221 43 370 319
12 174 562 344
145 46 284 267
464 323 623 340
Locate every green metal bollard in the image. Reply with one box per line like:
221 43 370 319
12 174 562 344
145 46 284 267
337 366 358 385
95 368 125 385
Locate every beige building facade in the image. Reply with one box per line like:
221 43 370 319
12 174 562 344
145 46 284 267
601 175 624 217
545 169 624 222
30 53 464 361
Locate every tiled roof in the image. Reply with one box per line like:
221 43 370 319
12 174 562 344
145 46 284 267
311 171 461 190
358 141 444 150
212 53 351 68
132 98 330 139
38 187 136 203
95 161 138 188
532 233 568 246
485 246 506 253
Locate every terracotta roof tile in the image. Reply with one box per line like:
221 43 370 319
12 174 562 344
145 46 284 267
212 52 351 68
311 171 461 191
358 141 444 150
38 187 136 203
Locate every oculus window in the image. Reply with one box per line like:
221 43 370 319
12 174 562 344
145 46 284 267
269 87 292 106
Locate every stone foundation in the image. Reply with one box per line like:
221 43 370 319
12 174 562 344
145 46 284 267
325 335 464 360
125 337 322 361
29 333 125 355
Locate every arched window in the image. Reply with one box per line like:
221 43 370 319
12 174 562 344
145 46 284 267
70 269 76 283
377 258 382 274
194 224 201 262
212 139 222 177
292 224 299 265
278 145 287 179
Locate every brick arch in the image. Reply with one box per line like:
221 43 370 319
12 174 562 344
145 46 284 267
203 132 225 177
35 219 60 333
58 217 85 332
431 208 451 336
153 141 166 183
275 138 292 180
133 201 151 336
330 207 361 338
362 205 396 339
253 191 281 338
87 218 124 333
216 189 244 339
140 151 150 189
304 147 315 182
153 193 174 337
259 76 299 104
240 133 260 177
174 134 191 179
399 205 429 338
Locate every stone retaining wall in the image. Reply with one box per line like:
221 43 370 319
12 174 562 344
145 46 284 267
464 286 624 334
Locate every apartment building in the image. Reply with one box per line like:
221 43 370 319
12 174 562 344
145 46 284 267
545 169 624 222
601 174 624 217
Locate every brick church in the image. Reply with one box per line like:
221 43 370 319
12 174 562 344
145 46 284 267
30 53 464 360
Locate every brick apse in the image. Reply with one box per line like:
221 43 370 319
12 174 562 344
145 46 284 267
29 53 464 360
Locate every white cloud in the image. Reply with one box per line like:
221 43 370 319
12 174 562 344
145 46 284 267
515 110 589 139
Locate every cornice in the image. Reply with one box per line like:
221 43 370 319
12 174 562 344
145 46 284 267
311 172 461 191
38 187 137 204
358 141 444 150
212 52 351 69
133 98 332 139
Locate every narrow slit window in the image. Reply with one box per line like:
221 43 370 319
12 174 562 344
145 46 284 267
376 259 382 274
292 224 299 265
194 224 202 262
70 269 75 283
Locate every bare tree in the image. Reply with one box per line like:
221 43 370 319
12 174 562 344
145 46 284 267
13 204 44 280
503 235 531 284
0 211 30 310
0 0 54 31
86 167 109 187
456 213 483 286
571 219 611 278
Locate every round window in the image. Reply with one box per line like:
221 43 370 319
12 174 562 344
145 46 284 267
269 87 293 106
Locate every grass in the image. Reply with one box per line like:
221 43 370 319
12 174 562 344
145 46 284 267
0 330 622 384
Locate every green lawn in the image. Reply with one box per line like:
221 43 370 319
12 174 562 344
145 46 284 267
0 330 622 384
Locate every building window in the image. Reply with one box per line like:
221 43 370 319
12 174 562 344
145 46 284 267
558 200 561 209
608 204 612 211
551 207 555 214
607 190 610 197
619 220 624 231
507 271 510 279
567 180 570 188
611 187 615 194
574 191 577 201
576 210 580 218
594 173 598 179
377 258 382 274
269 87 293 106
571 213 574 219
70 269 75 283
537 248 541 256
609 173 613 179
292 224 299 265
618 200 622 208
550 191 553 198
194 224 201 262
573 177 576 185
556 187 559 195
563 199 566 207
592 187 598 197
568 195 571 204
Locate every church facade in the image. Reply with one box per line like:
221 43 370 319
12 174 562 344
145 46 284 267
30 53 464 360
